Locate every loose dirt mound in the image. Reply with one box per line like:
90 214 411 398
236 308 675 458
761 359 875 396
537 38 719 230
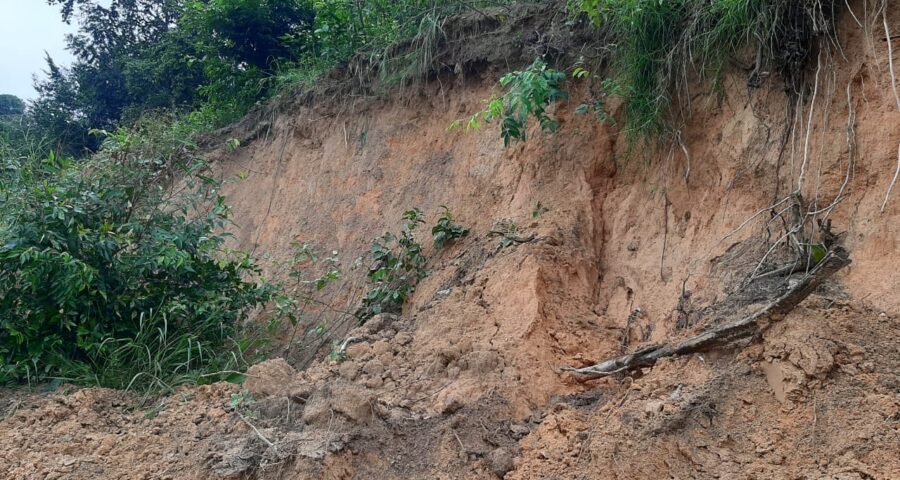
0 384 243 479
3 1 900 478
513 301 900 479
4 301 896 479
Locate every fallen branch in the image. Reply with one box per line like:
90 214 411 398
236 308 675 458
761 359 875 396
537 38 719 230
563 247 851 378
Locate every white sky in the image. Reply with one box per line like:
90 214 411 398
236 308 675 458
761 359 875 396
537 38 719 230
0 0 76 100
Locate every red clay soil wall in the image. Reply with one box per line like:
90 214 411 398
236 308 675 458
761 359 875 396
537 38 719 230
209 0 900 413
2 1 899 478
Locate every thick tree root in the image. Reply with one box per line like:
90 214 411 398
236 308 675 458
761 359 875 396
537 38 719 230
563 247 851 378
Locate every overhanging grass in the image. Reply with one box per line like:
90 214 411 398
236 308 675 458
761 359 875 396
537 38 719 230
576 0 833 142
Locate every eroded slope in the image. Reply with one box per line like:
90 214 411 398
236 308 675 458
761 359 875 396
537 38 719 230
2 1 900 478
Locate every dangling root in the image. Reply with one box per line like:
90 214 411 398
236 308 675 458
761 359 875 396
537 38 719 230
882 3 900 213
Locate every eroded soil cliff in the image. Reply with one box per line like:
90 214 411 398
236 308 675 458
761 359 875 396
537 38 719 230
2 1 900 478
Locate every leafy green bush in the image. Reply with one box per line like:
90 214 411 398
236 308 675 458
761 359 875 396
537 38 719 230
357 209 427 322
0 128 275 390
532 201 550 218
273 241 350 358
432 206 469 249
356 206 470 321
456 58 568 146
492 219 520 249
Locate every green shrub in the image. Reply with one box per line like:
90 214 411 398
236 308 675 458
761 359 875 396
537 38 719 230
432 206 469 249
273 241 348 357
356 206 470 321
493 219 520 249
457 58 568 146
357 209 427 322
0 129 275 390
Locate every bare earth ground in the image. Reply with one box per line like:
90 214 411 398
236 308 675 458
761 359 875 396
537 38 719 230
2 2 900 478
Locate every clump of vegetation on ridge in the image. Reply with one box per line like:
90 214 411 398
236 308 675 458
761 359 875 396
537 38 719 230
0 118 276 391
462 0 836 145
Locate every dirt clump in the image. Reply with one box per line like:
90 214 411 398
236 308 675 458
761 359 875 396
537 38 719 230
511 301 900 479
0 384 248 479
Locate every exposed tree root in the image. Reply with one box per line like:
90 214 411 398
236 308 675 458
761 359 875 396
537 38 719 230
563 247 851 379
487 231 538 243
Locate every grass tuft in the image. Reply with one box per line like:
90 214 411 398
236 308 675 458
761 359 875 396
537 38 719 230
575 0 837 143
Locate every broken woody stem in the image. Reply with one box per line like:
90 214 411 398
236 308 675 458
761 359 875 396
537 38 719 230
563 247 851 379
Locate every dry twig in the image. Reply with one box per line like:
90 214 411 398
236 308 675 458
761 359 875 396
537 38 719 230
236 410 278 452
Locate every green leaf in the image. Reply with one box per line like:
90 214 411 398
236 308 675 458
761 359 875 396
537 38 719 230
809 244 827 264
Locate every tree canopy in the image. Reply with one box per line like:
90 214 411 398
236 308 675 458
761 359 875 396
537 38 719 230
25 0 508 155
0 95 25 116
